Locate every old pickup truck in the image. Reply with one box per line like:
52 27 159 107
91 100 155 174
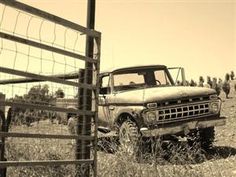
98 65 226 152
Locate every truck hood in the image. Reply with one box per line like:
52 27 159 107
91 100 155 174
113 86 216 104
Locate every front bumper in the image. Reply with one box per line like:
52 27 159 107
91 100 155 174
140 117 226 137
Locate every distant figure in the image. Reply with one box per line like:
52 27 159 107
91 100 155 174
222 73 230 99
234 84 236 92
51 111 57 124
198 76 204 87
35 110 40 124
185 80 190 86
25 110 32 127
212 77 221 96
67 113 77 135
218 78 223 88
207 76 213 88
230 71 235 80
190 79 197 87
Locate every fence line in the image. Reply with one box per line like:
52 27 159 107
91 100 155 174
0 0 100 176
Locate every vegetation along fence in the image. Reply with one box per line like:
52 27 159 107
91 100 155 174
0 0 101 176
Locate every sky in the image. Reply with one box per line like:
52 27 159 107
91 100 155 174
2 0 236 82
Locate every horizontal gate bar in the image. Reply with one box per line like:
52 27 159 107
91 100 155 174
0 159 94 168
0 72 80 84
0 0 101 38
0 66 78 87
0 67 96 90
0 101 96 116
0 32 97 63
0 132 94 140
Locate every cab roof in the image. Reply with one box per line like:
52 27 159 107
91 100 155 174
100 65 167 75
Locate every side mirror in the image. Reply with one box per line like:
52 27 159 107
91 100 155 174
100 87 110 95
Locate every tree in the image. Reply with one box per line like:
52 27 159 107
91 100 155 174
24 84 52 104
55 88 65 98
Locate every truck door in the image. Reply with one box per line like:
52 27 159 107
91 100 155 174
98 74 112 128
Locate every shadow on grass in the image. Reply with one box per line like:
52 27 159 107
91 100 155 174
206 146 236 160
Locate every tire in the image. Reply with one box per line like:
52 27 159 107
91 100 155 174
188 127 215 151
199 127 215 150
119 120 140 155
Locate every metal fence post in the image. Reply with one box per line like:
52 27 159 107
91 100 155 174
0 110 6 177
76 0 96 176
0 107 11 177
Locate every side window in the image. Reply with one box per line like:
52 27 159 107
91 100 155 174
100 75 110 94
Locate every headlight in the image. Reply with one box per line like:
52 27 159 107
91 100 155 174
209 101 221 114
144 111 159 123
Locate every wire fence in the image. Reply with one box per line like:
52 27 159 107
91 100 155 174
0 0 101 176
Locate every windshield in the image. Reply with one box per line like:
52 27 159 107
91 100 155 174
113 68 173 92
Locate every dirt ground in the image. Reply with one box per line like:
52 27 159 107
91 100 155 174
211 81 236 176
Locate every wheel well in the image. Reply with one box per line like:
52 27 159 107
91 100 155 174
116 113 137 127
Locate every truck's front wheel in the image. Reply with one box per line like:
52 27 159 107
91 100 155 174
119 120 140 155
199 127 215 150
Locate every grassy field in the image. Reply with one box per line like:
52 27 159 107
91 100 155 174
97 86 236 177
4 81 236 177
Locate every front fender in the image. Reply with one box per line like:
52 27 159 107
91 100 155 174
113 106 145 127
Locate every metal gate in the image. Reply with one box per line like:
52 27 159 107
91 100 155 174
0 0 100 176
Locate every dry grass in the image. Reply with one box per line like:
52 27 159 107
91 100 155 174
97 80 236 177
5 121 76 177
4 80 236 177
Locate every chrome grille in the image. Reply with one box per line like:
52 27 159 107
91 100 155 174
158 102 210 121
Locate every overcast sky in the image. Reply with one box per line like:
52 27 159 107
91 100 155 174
14 0 236 81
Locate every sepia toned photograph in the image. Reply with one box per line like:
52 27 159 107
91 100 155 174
0 0 235 176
